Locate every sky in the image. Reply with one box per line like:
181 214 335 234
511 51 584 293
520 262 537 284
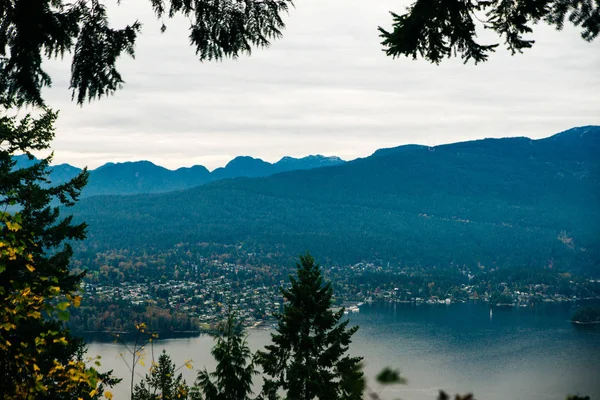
37 0 600 171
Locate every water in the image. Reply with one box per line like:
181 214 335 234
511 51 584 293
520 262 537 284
87 301 600 400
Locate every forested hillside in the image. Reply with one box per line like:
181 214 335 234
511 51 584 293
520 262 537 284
71 126 600 274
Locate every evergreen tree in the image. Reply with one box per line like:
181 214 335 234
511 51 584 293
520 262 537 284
379 0 600 64
192 309 255 400
133 350 189 400
0 108 118 398
0 0 293 107
256 253 364 400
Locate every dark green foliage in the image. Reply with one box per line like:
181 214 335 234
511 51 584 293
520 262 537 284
3 319 121 400
489 291 514 306
375 367 406 385
570 307 600 323
0 0 293 106
69 1 140 105
71 127 600 274
66 297 199 333
0 109 89 393
379 0 600 64
256 253 364 400
0 109 88 296
363 367 406 400
133 350 189 400
0 109 118 397
192 310 255 400
438 392 474 400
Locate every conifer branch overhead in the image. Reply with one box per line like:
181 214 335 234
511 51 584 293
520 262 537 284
379 0 599 64
0 0 293 107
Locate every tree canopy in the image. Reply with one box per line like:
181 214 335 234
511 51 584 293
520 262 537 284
0 109 119 398
133 350 189 400
192 309 256 400
256 253 364 400
3 0 597 109
379 0 600 64
0 0 293 107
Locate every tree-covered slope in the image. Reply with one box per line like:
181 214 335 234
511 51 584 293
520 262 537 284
84 161 212 196
71 127 600 273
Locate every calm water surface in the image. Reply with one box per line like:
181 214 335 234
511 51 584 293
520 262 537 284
87 301 600 400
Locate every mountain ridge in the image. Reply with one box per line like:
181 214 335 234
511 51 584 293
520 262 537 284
13 153 346 197
16 125 598 197
71 126 600 274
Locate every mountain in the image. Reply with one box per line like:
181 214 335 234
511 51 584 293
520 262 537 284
12 154 345 197
12 154 83 186
50 163 83 184
211 156 274 180
274 155 345 172
71 126 600 274
84 161 212 196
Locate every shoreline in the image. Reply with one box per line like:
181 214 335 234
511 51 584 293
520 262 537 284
76 299 600 337
570 320 600 325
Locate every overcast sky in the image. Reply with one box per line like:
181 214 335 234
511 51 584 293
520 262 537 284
38 0 599 171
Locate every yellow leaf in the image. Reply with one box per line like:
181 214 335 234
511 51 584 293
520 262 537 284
25 264 35 272
53 337 68 345
1 323 17 331
6 221 21 231
33 364 40 372
105 391 113 400
73 296 82 308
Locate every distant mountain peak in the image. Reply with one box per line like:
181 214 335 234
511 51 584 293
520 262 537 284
102 160 157 167
277 154 343 163
278 156 296 162
225 156 269 168
273 154 345 173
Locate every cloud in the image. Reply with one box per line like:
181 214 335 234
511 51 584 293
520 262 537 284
40 0 600 170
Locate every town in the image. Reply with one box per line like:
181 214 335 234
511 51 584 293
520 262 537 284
67 256 600 335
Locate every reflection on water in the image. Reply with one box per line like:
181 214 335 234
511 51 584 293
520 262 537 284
87 300 600 400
